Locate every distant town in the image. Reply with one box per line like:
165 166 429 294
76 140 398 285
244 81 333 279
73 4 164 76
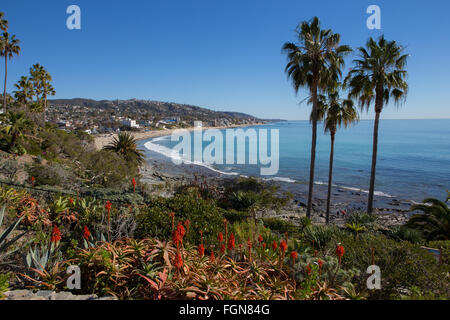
46 98 266 134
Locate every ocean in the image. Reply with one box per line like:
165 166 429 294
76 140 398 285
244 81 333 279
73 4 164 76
141 119 450 203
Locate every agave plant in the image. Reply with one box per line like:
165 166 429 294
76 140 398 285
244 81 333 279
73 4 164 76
0 205 26 261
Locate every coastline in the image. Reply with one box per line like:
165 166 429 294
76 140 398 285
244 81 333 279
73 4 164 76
93 122 267 150
94 122 415 227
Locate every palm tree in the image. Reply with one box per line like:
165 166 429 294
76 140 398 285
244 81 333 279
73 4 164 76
0 32 20 113
29 64 55 121
103 132 145 166
407 197 450 241
345 36 408 214
282 17 351 218
314 86 358 223
0 12 8 32
13 76 34 108
0 111 31 151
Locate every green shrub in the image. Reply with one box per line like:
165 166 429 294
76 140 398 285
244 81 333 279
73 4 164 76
303 225 346 249
135 193 224 245
27 163 64 187
335 233 449 299
262 218 299 236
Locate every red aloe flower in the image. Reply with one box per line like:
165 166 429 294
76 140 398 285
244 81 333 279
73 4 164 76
173 222 186 246
336 244 345 264
105 201 112 212
290 251 298 264
83 226 91 241
317 258 324 269
132 178 136 192
220 244 226 254
228 233 235 250
306 264 312 276
51 225 62 244
263 243 267 250
258 235 263 243
31 176 35 186
272 240 278 251
69 197 74 205
280 240 288 253
174 251 183 270
218 232 224 243
247 237 253 249
209 251 215 263
198 244 205 257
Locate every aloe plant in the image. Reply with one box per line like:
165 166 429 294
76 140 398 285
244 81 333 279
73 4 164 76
0 205 26 260
26 241 60 272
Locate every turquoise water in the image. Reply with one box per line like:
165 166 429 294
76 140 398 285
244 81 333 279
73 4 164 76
144 119 450 202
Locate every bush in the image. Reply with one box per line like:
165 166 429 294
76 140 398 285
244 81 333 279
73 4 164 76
335 233 449 299
303 225 346 250
135 193 225 245
262 218 299 236
27 163 64 187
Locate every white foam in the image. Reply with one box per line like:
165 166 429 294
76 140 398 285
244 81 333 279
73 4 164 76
143 137 239 176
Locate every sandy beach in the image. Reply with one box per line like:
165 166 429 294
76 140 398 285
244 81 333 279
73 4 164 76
93 123 266 150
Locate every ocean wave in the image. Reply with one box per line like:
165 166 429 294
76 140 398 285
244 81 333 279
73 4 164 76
143 138 239 176
264 177 297 183
315 181 394 198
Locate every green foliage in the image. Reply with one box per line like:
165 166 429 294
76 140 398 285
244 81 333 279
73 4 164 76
80 150 139 189
0 205 26 260
135 193 224 245
262 218 298 236
27 163 64 187
0 272 11 299
345 211 377 230
407 197 450 241
336 233 449 299
303 225 346 250
388 225 425 244
102 132 145 166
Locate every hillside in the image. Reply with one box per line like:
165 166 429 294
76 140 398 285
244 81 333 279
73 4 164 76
48 98 260 121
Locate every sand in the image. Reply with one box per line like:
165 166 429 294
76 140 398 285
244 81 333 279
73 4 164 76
93 123 266 150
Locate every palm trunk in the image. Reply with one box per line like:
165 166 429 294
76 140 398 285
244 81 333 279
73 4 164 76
3 54 7 113
306 77 319 218
368 90 383 214
326 131 335 224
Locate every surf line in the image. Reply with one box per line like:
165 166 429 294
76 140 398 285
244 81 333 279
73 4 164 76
166 121 280 176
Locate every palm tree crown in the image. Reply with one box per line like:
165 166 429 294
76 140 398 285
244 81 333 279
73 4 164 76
103 132 145 166
345 36 408 112
0 12 8 32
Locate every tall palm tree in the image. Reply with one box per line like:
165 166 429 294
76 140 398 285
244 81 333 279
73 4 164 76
13 76 33 108
0 12 8 32
282 17 351 218
345 36 408 214
314 85 358 223
0 32 20 113
103 132 145 166
407 197 450 241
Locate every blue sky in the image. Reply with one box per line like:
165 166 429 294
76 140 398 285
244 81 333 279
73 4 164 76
1 0 450 120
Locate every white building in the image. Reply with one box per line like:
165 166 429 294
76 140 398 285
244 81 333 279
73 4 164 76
121 119 140 128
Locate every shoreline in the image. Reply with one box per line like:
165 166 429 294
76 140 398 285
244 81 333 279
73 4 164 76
93 122 267 150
